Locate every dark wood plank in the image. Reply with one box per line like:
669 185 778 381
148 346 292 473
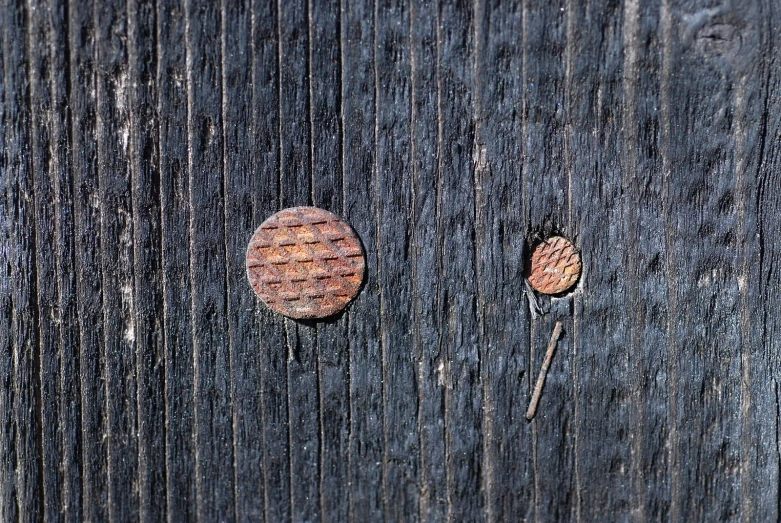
2 1 43 519
661 2 765 520
250 1 290 521
5 1 781 520
568 0 632 520
0 7 12 519
277 1 321 521
409 1 448 520
755 2 781 521
375 1 419 519
283 319 319 523
45 0 85 518
308 1 351 521
93 0 140 518
521 0 577 520
341 0 384 519
184 0 235 518
310 0 343 213
26 0 63 518
222 0 265 521
0 12 11 516
437 2 484 520
69 0 109 519
622 1 672 519
128 0 166 519
473 0 534 520
156 0 196 519
0 123 13 523
731 2 777 520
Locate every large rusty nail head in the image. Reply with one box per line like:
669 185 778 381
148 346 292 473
246 206 365 319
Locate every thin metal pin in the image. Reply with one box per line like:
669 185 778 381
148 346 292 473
526 320 564 420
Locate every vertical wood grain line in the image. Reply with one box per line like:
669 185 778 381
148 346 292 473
409 0 422 517
128 0 164 517
471 0 492 518
777 381 781 518
341 0 352 515
756 0 772 338
154 1 172 518
182 0 200 518
621 1 643 521
117 0 141 510
24 0 46 515
371 0 389 514
659 1 679 520
307 0 315 207
409 3 422 519
127 0 141 514
338 2 352 519
44 0 67 512
250 0 285 518
342 0 382 514
519 2 539 519
433 2 450 519
562 0 581 519
755 3 778 514
312 0 349 517
310 1 329 509
736 3 773 518
280 121 292 523
50 0 83 516
92 0 113 517
276 2 295 519
154 0 171 520
304 0 326 517
757 0 776 339
276 0 282 208
760 1 777 515
221 0 239 512
21 1 46 516
516 3 533 514
151 5 166 515
218 0 239 517
0 9 10 516
734 7 750 518
410 1 446 518
155 2 168 517
340 0 346 215
249 3 265 519
68 0 107 517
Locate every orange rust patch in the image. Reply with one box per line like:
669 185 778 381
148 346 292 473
528 236 581 295
246 207 365 319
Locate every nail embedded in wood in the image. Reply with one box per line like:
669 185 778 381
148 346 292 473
246 206 366 319
526 321 564 420
528 236 582 295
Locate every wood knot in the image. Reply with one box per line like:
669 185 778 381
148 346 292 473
695 23 741 59
683 8 742 60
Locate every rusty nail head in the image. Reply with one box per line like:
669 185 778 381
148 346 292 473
246 206 365 319
528 236 582 295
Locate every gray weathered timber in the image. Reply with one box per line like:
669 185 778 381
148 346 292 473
2 0 781 521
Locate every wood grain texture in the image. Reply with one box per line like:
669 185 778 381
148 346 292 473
2 0 781 521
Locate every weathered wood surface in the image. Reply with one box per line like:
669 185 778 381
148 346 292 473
2 0 780 521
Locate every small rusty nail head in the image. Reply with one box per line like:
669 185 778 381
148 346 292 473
528 235 581 295
246 206 365 320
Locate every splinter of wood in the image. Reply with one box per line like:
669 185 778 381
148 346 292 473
526 321 564 420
